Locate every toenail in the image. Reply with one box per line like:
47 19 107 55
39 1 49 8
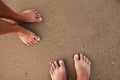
74 54 78 57
39 17 42 21
37 37 40 41
59 60 64 64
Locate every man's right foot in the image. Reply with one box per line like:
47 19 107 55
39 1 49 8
50 60 67 80
74 54 91 80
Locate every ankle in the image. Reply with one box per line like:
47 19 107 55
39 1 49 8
13 25 25 34
77 74 89 80
8 12 20 21
77 77 88 80
11 13 24 22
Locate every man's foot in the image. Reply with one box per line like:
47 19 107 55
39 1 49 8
50 60 67 80
17 9 42 23
74 54 91 80
16 27 40 45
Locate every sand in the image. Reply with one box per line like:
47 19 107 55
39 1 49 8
0 0 120 80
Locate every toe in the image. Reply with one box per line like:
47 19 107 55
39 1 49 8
36 17 42 22
50 67 53 75
85 57 91 65
74 54 79 61
54 61 59 68
30 42 34 45
34 36 40 42
80 54 84 60
52 63 56 70
50 70 53 77
86 58 89 64
51 66 54 74
83 55 87 61
37 36 40 41
36 15 39 19
33 10 38 14
30 41 34 45
50 67 54 79
26 42 31 46
32 38 38 44
36 15 40 19
59 60 65 67
88 60 91 65
27 42 33 46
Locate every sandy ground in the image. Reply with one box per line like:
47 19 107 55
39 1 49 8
0 0 120 80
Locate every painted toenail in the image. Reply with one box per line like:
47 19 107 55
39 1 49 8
39 17 42 21
37 37 40 41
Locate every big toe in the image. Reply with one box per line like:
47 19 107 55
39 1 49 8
36 17 42 22
59 60 65 67
33 35 40 42
74 54 79 62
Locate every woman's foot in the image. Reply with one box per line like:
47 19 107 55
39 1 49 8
17 9 42 23
16 27 40 45
50 60 67 80
74 54 91 80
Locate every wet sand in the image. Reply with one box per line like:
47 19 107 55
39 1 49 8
0 0 120 80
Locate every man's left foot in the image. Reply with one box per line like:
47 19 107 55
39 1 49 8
74 54 91 80
50 60 67 80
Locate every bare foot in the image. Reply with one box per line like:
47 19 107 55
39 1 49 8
16 27 40 45
50 60 67 80
74 54 91 80
18 9 42 23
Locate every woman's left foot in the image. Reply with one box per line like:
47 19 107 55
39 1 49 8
18 9 42 23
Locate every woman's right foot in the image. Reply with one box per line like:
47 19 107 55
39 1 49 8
50 60 67 80
74 54 91 80
2 9 42 23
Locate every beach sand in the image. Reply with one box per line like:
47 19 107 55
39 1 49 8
0 0 120 80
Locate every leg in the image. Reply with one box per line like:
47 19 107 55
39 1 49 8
49 60 67 80
0 0 42 22
74 54 91 80
0 19 40 45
